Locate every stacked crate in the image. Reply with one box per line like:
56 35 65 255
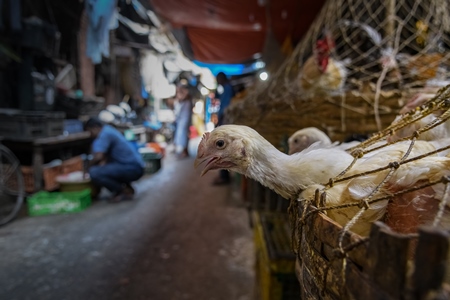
19 156 85 194
253 211 301 300
0 109 65 140
247 179 300 300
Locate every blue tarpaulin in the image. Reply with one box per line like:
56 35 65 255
194 60 265 76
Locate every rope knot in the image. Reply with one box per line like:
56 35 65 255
413 130 421 138
299 217 306 226
333 248 346 259
443 98 450 107
320 192 327 208
442 176 450 184
358 199 370 209
351 148 364 158
328 178 335 187
388 161 400 169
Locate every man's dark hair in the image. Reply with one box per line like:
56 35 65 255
216 72 228 82
84 117 104 131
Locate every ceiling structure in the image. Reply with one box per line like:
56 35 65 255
149 0 326 64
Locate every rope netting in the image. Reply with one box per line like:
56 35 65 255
229 0 450 132
287 84 450 289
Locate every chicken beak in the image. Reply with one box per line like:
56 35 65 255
194 155 219 176
195 131 215 176
194 157 203 169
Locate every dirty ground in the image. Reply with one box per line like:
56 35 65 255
0 155 255 300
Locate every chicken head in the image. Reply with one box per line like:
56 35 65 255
288 127 332 154
314 32 335 73
194 126 253 176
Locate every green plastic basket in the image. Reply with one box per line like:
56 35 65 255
27 189 91 216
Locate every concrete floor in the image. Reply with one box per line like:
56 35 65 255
0 154 255 300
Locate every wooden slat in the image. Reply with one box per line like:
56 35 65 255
34 131 91 146
302 205 369 269
300 264 325 300
345 259 394 300
251 180 263 210
412 226 450 299
366 222 411 299
300 218 408 300
263 187 275 211
300 228 342 299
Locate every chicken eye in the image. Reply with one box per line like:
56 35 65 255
215 139 225 149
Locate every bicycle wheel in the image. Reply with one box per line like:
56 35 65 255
0 144 25 226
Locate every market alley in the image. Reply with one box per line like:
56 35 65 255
0 155 255 300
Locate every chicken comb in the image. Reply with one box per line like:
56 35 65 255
201 132 210 142
197 132 210 158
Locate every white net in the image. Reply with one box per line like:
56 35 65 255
229 0 450 133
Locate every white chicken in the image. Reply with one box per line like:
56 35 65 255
388 92 450 142
288 127 332 155
299 34 348 94
288 127 361 155
195 125 450 236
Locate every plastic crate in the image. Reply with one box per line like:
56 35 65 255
42 163 63 191
63 119 84 135
19 166 35 194
55 95 104 119
253 211 301 300
15 157 84 193
27 189 91 216
61 155 84 175
7 163 62 194
139 149 162 174
21 17 60 56
0 109 65 139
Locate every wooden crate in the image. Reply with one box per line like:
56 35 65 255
295 204 450 299
253 211 301 300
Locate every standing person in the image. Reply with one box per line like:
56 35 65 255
173 79 193 158
213 72 234 185
84 117 145 203
215 72 234 127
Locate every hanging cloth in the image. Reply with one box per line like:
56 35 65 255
85 0 118 64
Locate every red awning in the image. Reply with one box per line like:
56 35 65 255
150 0 326 64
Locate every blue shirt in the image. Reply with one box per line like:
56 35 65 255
93 125 145 167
